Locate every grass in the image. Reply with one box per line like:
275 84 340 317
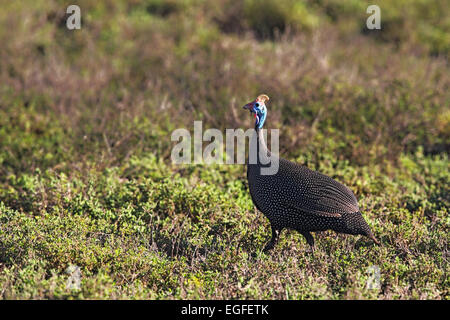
0 0 449 299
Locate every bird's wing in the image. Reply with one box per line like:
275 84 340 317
278 158 359 218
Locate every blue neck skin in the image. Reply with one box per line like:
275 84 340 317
253 105 266 130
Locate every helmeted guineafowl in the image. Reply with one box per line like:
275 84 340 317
243 94 379 252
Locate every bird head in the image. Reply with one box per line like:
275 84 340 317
243 94 269 130
353 215 380 245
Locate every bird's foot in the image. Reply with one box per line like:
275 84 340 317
306 245 315 256
263 242 275 253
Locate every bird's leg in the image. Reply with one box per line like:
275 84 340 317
263 225 280 252
300 231 315 254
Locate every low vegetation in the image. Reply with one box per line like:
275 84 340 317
0 0 448 299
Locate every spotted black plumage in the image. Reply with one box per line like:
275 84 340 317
243 94 379 252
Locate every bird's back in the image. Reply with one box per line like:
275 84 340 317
247 156 360 230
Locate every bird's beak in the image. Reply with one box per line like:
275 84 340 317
368 232 380 245
371 236 380 246
243 102 254 114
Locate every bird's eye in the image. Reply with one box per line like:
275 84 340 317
254 103 260 108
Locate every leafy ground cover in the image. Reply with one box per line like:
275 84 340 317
0 0 448 299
